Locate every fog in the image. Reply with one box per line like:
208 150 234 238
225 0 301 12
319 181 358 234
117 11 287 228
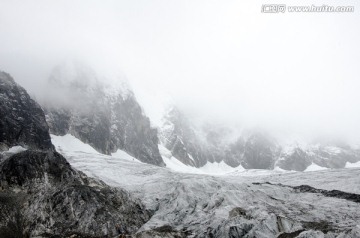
1 0 360 144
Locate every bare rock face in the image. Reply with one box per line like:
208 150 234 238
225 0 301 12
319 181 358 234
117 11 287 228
160 107 209 167
42 62 164 166
276 147 312 171
0 71 53 151
241 133 278 169
0 71 151 237
0 150 151 237
159 107 279 169
276 144 360 171
160 106 360 171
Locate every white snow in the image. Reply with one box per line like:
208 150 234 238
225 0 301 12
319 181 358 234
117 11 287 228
103 80 131 100
7 145 27 154
273 166 288 172
55 140 360 236
199 161 244 175
51 134 100 154
50 134 146 187
159 144 245 175
51 134 359 183
50 133 360 236
158 144 205 174
323 146 342 154
346 161 360 168
111 149 141 163
162 156 201 174
0 145 27 157
304 162 328 172
281 143 300 155
51 134 141 163
51 136 283 176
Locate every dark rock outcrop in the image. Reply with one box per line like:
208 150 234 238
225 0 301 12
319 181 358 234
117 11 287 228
0 71 53 151
0 150 151 237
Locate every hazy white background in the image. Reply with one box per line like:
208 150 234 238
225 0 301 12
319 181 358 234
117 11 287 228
0 0 359 143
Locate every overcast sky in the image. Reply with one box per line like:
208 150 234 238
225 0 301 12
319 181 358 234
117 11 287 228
0 0 360 143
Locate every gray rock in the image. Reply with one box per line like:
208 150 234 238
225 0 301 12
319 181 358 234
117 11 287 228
277 147 312 171
160 107 360 171
160 107 279 169
0 150 151 237
0 71 151 237
0 71 53 151
43 62 164 166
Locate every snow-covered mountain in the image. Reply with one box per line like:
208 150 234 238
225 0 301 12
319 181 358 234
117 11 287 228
159 106 360 171
29 61 360 172
1 69 360 237
41 61 165 166
0 72 150 237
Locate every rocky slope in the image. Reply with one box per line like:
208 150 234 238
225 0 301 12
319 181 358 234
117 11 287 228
0 71 52 151
276 143 360 171
0 71 151 237
159 106 360 171
42 61 164 166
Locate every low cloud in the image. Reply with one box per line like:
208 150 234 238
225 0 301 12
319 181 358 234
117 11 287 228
0 0 359 144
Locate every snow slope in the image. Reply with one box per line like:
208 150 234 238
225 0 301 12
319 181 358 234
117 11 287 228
346 161 360 168
304 162 328 172
0 145 27 159
51 134 99 154
51 134 141 163
52 134 360 237
159 144 245 175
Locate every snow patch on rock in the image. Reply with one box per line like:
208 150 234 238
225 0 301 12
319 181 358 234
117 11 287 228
51 134 142 163
159 144 245 175
304 162 328 172
346 161 360 168
51 134 100 154
0 145 27 158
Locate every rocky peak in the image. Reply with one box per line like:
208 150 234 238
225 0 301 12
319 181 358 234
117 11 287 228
159 107 360 171
42 63 165 166
0 70 151 237
0 71 53 151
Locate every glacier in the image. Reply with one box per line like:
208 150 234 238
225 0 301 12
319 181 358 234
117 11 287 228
51 134 360 237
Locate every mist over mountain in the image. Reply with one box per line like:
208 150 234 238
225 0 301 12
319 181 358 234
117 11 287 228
22 59 358 172
1 1 360 146
41 61 164 166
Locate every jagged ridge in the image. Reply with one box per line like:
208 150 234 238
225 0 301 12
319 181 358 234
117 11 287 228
0 71 151 237
159 106 360 171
